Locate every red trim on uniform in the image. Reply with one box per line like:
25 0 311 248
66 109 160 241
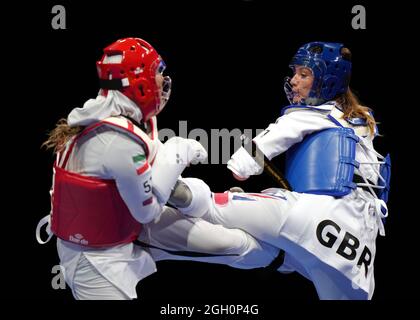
127 121 134 132
149 117 155 140
213 192 229 206
150 154 156 166
136 162 150 175
61 119 151 170
247 193 277 199
142 197 153 206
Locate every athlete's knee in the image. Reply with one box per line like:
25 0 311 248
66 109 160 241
201 227 249 254
215 228 271 259
226 231 279 269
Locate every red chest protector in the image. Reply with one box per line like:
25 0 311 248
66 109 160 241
50 117 158 248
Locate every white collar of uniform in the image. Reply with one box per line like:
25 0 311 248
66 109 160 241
281 101 335 116
329 105 371 138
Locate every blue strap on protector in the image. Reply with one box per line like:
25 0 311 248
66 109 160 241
378 153 391 203
285 127 360 197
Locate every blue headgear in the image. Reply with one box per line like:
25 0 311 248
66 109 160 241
284 42 352 106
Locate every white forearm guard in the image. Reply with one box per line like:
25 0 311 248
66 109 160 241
152 137 207 204
227 146 262 179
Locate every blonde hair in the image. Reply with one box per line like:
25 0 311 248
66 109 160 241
335 47 376 136
336 89 376 136
41 118 83 154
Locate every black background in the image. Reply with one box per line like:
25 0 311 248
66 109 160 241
7 0 417 312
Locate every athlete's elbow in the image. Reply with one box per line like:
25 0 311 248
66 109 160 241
131 200 163 224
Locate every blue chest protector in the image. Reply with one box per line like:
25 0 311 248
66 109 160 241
285 127 391 200
285 127 360 197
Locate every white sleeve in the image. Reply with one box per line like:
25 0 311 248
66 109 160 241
103 135 163 224
227 146 262 179
253 109 336 160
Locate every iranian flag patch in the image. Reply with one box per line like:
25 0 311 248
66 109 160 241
132 153 146 165
132 153 149 175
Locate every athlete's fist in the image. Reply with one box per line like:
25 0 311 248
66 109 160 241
227 146 262 180
164 137 207 166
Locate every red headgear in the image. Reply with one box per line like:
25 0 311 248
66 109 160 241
96 38 171 121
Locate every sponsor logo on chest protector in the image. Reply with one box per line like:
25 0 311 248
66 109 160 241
316 220 372 277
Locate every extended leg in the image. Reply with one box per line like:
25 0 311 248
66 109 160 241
138 206 279 269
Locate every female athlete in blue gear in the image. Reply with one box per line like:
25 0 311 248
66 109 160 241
150 42 391 300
